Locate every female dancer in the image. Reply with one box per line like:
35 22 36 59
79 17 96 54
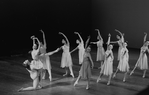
113 42 129 82
97 34 114 85
74 36 94 90
70 32 85 64
18 60 43 92
90 29 105 69
39 30 52 81
59 32 74 78
110 29 124 61
130 33 149 78
18 37 43 92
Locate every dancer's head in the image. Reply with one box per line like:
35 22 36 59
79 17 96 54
32 44 37 50
86 45 91 53
23 60 30 67
76 39 80 44
62 39 66 44
123 42 127 47
144 41 149 46
97 36 101 40
108 44 113 50
116 35 121 40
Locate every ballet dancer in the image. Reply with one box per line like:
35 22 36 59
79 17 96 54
97 34 114 85
110 29 124 61
74 36 94 90
113 42 129 82
18 36 44 92
130 33 149 78
70 32 85 64
18 60 43 92
39 30 53 81
90 29 105 69
59 32 74 78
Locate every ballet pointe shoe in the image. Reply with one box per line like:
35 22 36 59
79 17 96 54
130 71 133 76
63 73 68 77
107 81 110 85
74 82 78 87
142 75 145 78
86 85 89 90
97 78 101 83
123 78 126 82
49 77 52 82
18 87 23 92
70 73 74 78
112 74 116 78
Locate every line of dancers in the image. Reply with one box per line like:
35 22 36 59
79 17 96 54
18 29 149 91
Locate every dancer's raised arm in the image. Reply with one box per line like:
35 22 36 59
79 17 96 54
85 36 90 49
35 37 41 51
115 29 124 42
45 48 59 56
143 32 147 44
59 32 70 46
95 29 103 41
40 29 47 48
107 33 111 48
74 32 84 45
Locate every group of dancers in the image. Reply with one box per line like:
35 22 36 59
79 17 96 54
18 29 149 91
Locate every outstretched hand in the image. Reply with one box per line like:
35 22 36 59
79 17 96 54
31 35 35 39
108 33 111 37
74 32 78 34
95 29 99 31
59 32 62 35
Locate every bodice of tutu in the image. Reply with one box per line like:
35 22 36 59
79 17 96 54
78 43 85 50
118 40 123 47
31 50 39 60
97 40 103 47
140 46 148 54
105 50 112 58
62 45 70 53
83 53 90 62
40 46 46 54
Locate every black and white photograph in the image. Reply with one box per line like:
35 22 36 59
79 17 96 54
0 0 149 95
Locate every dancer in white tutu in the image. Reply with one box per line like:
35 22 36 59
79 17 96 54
90 29 105 69
97 34 114 85
74 36 94 90
113 42 129 82
39 30 52 81
18 37 43 92
110 29 124 61
59 32 74 78
130 33 149 78
18 60 43 92
70 32 85 64
30 36 43 70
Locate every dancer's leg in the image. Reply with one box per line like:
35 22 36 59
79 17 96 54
69 66 74 78
143 70 147 78
107 74 112 85
74 75 81 86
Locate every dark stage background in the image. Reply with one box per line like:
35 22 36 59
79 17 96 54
1 0 149 56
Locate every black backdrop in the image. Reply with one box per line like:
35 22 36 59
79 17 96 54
1 0 149 56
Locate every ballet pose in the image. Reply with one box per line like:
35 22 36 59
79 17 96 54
70 32 85 64
59 32 74 78
130 33 149 78
110 29 124 61
113 42 129 82
18 37 44 92
39 30 52 81
74 36 94 90
97 34 114 85
90 29 105 69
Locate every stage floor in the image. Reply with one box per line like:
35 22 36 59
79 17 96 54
0 49 149 95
